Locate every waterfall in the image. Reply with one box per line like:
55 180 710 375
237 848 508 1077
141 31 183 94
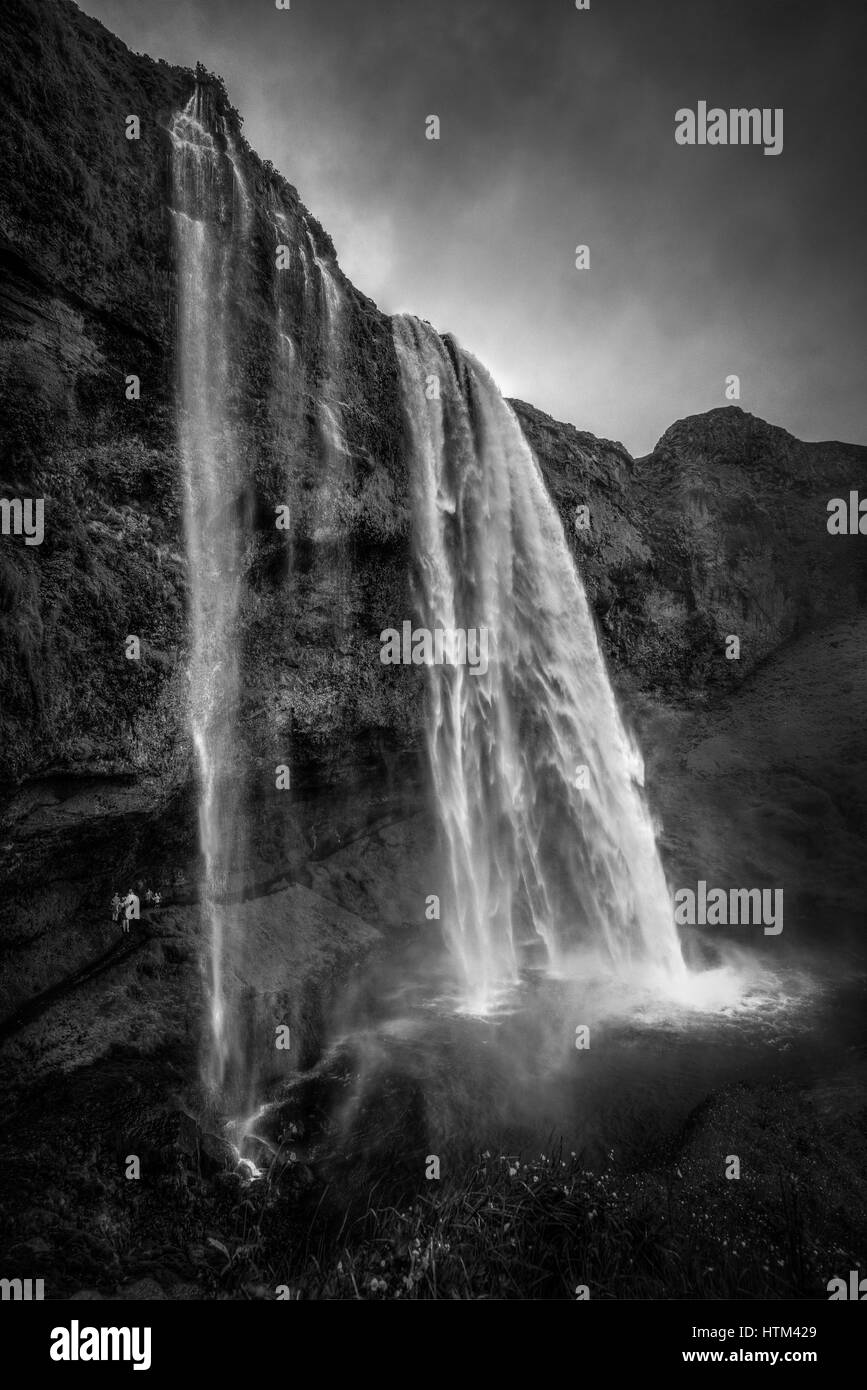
305 232 352 617
168 82 683 1095
393 315 685 1011
169 91 248 1102
306 228 342 347
307 232 346 501
272 210 295 365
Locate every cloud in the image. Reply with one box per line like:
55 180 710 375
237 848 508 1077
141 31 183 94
83 0 867 451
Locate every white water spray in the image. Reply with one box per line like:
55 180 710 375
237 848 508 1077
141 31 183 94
393 315 685 1010
170 91 248 1098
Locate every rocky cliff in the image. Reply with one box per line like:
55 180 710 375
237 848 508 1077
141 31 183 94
0 0 413 792
0 0 423 1076
516 401 867 696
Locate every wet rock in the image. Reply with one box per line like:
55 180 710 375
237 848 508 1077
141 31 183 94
199 1131 234 1173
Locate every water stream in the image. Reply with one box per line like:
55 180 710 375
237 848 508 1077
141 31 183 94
393 315 685 1012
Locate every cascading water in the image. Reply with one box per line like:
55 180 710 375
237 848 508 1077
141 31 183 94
170 83 683 1110
305 231 352 624
393 315 685 1011
272 211 296 365
306 228 342 343
307 232 347 523
169 91 249 1103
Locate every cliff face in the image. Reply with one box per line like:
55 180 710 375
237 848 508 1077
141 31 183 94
1 0 865 1089
516 401 867 697
0 0 414 794
0 0 422 1073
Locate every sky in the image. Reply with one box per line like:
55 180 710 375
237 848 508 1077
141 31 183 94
82 0 867 454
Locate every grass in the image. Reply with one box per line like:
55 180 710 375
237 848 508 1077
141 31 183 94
192 1144 860 1300
1 1055 863 1301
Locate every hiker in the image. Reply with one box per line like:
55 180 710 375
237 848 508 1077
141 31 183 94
111 893 122 924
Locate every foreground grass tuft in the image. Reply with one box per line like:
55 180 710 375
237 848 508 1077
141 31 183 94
204 1146 860 1300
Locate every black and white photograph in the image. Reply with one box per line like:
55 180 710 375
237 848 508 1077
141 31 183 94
1 0 866 1347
